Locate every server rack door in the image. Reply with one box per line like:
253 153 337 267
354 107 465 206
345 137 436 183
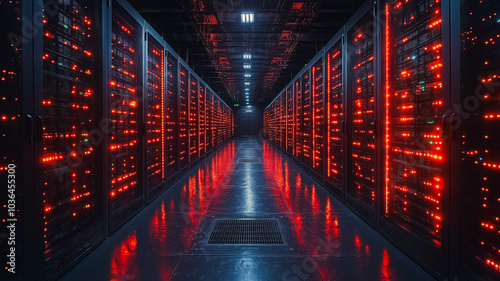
312 59 325 175
188 74 199 162
346 9 377 222
271 101 278 143
276 95 282 147
179 65 188 167
264 108 270 139
166 52 179 179
383 0 447 273
0 2 34 280
199 84 206 157
40 0 105 278
209 92 214 150
269 104 274 142
301 70 312 167
109 0 144 231
216 99 222 145
145 34 164 199
286 86 294 154
206 91 213 151
281 94 286 149
294 80 303 158
325 41 344 195
456 0 500 279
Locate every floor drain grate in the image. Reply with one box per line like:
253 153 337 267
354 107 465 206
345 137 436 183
238 158 260 163
207 219 284 245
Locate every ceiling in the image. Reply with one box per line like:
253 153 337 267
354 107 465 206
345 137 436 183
128 0 365 108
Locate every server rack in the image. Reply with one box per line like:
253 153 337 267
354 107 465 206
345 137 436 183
178 65 189 168
324 34 345 199
345 2 378 226
108 0 144 232
1 2 36 280
40 0 106 278
312 59 325 176
188 74 199 164
145 27 165 201
301 70 312 167
206 90 213 151
286 86 294 154
379 0 451 278
451 0 500 280
165 51 179 181
199 83 206 157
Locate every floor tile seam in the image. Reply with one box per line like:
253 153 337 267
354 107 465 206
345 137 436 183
257 140 325 281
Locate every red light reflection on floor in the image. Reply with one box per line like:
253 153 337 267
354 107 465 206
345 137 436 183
110 231 138 281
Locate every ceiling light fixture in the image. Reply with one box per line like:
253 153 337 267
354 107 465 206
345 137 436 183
243 54 252 59
243 64 251 69
241 12 254 23
244 74 251 77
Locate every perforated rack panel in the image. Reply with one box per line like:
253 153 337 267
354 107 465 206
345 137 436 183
384 0 444 248
326 42 344 189
166 52 178 177
179 65 188 167
312 60 325 174
347 11 376 208
188 74 199 162
145 35 164 190
458 0 500 278
41 0 104 277
109 1 143 229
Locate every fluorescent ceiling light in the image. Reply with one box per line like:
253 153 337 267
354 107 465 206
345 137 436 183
245 82 250 85
243 54 252 59
243 64 251 69
244 74 251 77
241 12 254 23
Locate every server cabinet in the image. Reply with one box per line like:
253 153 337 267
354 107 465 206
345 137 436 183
301 70 312 167
278 94 286 148
41 0 105 278
109 0 144 232
216 98 223 146
0 2 34 280
294 80 302 158
264 107 270 139
346 4 377 225
286 86 294 154
312 59 325 175
166 51 179 179
206 90 213 151
381 0 448 277
325 39 344 198
454 0 500 280
145 31 165 201
199 83 206 157
188 74 199 162
179 65 189 168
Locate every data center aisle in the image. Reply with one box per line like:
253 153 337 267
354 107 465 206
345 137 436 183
60 139 434 281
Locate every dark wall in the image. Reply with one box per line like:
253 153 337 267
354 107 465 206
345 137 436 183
234 106 263 137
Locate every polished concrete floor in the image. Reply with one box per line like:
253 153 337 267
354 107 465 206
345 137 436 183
61 138 435 281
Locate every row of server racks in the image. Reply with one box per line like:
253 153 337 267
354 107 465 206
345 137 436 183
0 0 233 280
264 0 499 280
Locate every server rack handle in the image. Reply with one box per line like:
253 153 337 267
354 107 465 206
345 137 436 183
36 115 43 142
25 115 33 144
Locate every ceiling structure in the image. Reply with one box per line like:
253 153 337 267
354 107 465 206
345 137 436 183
128 0 365 108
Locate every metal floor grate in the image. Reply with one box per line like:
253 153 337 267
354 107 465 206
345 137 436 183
238 158 260 163
207 219 284 245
